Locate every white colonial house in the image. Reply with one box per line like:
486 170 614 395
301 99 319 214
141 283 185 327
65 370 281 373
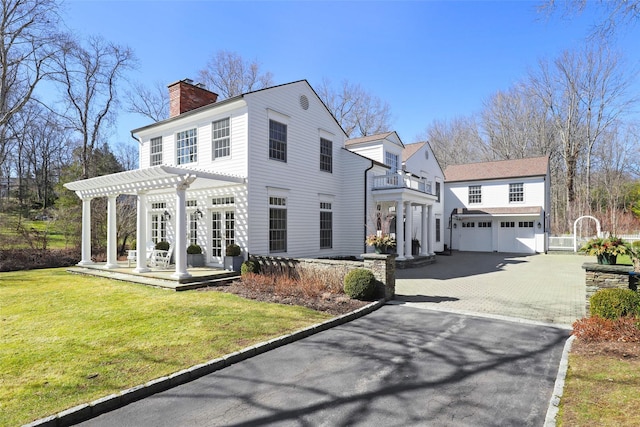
64 79 441 279
443 156 550 254
346 133 445 254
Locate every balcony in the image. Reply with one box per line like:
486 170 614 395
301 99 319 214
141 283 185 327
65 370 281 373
372 172 433 195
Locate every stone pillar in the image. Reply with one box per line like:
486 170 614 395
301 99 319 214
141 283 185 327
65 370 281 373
395 200 405 260
362 253 397 300
172 182 192 279
420 204 428 256
134 192 150 273
104 194 119 269
78 197 94 266
404 201 413 259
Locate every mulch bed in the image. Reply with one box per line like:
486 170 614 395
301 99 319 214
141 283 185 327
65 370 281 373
199 280 371 316
571 339 640 359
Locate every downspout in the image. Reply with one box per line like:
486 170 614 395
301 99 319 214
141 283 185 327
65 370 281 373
364 160 375 254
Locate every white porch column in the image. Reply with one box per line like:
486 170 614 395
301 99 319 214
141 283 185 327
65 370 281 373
134 191 150 273
404 201 413 259
172 182 192 279
427 204 435 255
104 194 119 269
396 200 405 260
420 204 429 256
78 196 93 266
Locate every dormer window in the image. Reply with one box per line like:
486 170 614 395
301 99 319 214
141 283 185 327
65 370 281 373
385 151 399 173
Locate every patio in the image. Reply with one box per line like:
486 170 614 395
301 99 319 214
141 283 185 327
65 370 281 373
67 262 240 291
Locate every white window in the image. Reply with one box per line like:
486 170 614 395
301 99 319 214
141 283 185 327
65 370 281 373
269 196 287 252
509 183 524 203
269 120 287 162
150 137 163 166
385 152 399 173
320 202 332 249
212 118 230 159
469 185 481 204
320 138 332 172
176 128 197 165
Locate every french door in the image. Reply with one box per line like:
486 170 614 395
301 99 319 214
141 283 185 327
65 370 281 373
211 210 235 265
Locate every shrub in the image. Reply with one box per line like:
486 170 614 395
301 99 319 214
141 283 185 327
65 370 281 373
155 241 170 251
187 244 202 254
343 268 377 300
573 316 640 342
226 243 241 256
590 288 640 320
240 260 259 275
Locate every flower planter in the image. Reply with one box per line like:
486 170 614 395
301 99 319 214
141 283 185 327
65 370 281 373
597 253 617 265
224 255 243 272
187 253 204 267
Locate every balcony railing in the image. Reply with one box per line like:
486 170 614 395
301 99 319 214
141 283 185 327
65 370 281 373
372 172 433 195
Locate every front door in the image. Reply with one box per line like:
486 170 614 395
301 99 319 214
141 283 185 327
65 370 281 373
211 210 235 265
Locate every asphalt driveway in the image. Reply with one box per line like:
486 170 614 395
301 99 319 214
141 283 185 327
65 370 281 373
396 252 587 327
80 306 568 427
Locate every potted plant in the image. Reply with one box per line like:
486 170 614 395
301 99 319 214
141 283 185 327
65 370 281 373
580 236 631 265
224 243 243 272
366 233 396 254
187 244 204 267
412 238 421 256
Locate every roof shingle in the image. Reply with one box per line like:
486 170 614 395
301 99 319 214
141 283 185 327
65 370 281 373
444 156 549 182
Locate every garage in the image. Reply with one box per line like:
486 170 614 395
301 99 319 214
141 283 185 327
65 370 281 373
458 220 492 252
497 218 536 253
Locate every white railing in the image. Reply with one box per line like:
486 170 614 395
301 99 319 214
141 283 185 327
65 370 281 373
549 234 640 252
372 172 433 195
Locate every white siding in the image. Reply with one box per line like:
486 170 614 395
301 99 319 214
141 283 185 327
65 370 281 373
243 81 359 258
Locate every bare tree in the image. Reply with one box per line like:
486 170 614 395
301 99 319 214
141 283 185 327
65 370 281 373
539 0 640 39
197 50 274 99
419 115 485 170
528 44 637 221
53 35 135 179
317 78 393 138
481 84 557 160
0 0 60 168
125 80 168 122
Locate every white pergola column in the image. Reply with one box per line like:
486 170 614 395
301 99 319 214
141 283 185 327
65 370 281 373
172 182 192 280
396 200 405 260
427 204 435 255
420 204 429 256
404 201 413 260
104 194 119 269
134 191 150 273
78 196 93 266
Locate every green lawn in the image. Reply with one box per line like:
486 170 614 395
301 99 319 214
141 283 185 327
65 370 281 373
0 212 69 249
0 268 332 426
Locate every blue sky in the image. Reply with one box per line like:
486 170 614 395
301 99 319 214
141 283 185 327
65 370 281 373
58 0 639 149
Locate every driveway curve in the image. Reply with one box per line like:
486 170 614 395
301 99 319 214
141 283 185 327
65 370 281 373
395 252 587 327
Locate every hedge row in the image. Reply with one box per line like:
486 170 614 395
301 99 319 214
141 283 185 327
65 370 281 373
0 249 80 272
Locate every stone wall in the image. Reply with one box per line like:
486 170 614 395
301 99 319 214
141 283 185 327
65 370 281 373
249 254 397 300
583 263 636 315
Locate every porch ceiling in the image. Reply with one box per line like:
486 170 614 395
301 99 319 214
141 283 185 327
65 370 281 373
64 165 246 198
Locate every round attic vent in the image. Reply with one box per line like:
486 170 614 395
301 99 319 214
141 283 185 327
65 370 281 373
299 95 309 110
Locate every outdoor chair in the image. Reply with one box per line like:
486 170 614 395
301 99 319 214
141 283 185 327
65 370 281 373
127 241 155 267
153 243 174 269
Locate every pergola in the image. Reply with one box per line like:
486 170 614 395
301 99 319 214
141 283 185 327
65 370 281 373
64 165 246 279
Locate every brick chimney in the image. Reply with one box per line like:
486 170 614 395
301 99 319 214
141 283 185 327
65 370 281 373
168 79 219 118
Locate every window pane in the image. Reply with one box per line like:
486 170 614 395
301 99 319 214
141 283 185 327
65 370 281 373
269 120 287 162
269 207 287 252
469 185 482 204
177 128 197 165
212 118 230 159
320 211 332 249
150 137 163 166
320 138 332 172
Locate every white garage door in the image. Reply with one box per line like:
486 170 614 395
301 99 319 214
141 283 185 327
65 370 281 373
498 219 535 253
459 220 492 252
